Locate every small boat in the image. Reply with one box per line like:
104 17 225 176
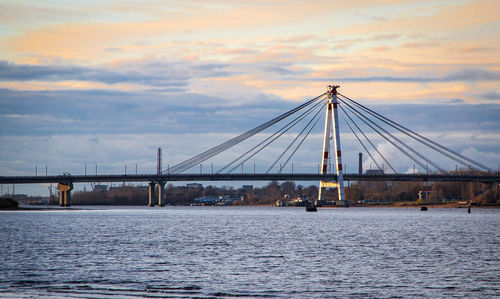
305 200 317 212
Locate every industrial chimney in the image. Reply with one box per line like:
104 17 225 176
157 148 162 174
358 152 363 175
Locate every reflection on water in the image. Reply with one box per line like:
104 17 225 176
1 206 499 298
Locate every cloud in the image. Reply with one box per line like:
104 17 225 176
477 91 500 100
1 0 499 192
0 2 87 26
459 46 494 53
445 68 500 82
3 58 500 103
274 34 318 44
1 86 497 175
0 87 293 136
338 101 500 172
371 34 400 41
0 60 231 87
0 58 311 89
340 1 500 37
460 147 500 170
308 68 500 83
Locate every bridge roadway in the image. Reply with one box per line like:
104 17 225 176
1 173 499 184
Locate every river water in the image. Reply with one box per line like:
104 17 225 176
1 206 499 298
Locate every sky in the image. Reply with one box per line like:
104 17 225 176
0 0 499 196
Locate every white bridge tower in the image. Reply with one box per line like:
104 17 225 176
317 85 345 205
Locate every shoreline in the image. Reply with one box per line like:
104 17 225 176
3 203 499 210
347 204 499 209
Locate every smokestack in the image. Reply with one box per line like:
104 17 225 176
358 152 363 175
157 148 162 174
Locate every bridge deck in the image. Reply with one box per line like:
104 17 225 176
0 173 498 184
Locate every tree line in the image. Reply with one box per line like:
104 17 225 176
68 176 498 206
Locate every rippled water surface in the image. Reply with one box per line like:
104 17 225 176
1 206 499 298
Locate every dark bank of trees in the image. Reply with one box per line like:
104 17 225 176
70 176 499 206
71 186 149 205
350 169 499 206
350 181 498 205
0 197 19 209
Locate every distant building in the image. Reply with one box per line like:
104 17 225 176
242 185 253 192
192 195 243 206
366 169 384 175
93 185 108 192
11 194 28 201
186 183 202 188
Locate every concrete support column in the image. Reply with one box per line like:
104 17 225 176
65 188 71 207
158 181 166 207
148 182 156 207
318 183 325 204
57 182 73 207
59 188 64 206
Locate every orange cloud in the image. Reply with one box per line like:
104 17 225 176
340 0 500 37
1 0 499 105
0 0 425 63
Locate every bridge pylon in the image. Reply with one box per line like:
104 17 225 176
148 181 167 207
158 181 166 207
148 182 156 207
317 85 345 206
57 182 73 207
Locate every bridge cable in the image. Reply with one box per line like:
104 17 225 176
338 105 385 172
176 93 327 173
338 93 482 171
278 106 323 173
338 93 492 172
218 97 327 174
225 99 326 173
167 92 327 173
340 98 445 173
266 102 325 173
218 98 325 173
339 98 444 173
339 92 490 171
338 103 396 173
168 93 325 173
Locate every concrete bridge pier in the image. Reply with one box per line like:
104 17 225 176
317 181 338 205
148 182 156 207
57 182 73 207
158 181 166 207
491 181 498 200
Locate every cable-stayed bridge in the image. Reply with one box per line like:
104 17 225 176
1 85 498 207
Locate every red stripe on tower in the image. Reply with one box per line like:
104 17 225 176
333 103 337 109
337 150 342 157
338 164 343 171
322 165 328 172
323 152 329 159
328 104 332 110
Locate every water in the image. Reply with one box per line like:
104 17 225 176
1 206 499 298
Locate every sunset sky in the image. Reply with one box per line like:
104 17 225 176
1 0 499 195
